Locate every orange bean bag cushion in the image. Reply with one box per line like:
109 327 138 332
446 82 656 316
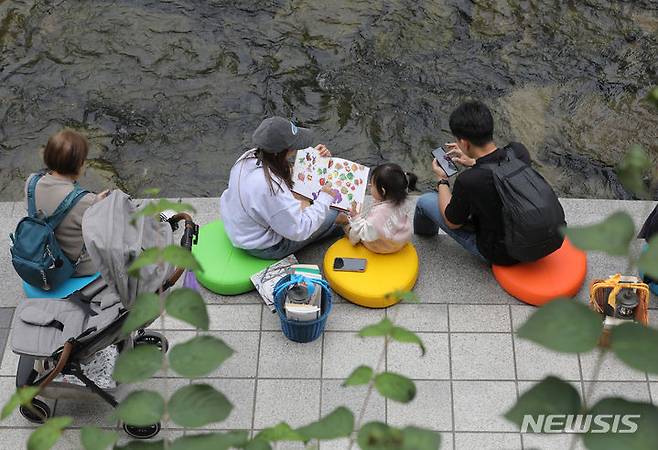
492 239 587 306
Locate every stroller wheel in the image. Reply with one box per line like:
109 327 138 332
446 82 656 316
123 422 161 439
19 398 51 424
135 331 169 353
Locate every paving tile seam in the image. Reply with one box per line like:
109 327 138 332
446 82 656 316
161 329 526 334
0 376 649 382
151 301 658 307
0 374 644 386
508 305 524 449
249 305 263 433
318 331 325 427
645 360 652 406
0 426 538 434
445 301 457 450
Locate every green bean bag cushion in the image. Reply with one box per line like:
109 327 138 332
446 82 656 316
192 220 276 295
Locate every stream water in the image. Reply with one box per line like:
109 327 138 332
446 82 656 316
1 0 657 200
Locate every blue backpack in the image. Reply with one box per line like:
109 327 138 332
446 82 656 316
10 173 89 291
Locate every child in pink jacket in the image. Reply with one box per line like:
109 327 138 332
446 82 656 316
345 163 415 254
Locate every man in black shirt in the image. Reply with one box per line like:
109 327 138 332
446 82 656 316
413 101 533 266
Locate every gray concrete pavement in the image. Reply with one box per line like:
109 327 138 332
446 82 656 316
0 197 655 450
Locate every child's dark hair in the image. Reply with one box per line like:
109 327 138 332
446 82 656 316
370 163 417 206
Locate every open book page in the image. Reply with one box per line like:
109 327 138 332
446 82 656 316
292 148 370 212
250 255 299 312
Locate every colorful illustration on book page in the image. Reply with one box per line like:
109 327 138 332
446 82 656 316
292 148 370 212
292 148 321 202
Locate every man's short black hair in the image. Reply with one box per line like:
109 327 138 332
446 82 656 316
449 101 494 147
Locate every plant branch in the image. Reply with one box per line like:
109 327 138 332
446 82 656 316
348 306 403 450
569 348 607 450
347 334 388 450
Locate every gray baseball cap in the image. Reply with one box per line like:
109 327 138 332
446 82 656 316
252 116 314 153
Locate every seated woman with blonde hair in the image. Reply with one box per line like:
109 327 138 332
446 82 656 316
24 129 109 276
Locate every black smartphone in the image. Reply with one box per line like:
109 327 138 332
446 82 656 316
431 147 459 177
333 257 367 272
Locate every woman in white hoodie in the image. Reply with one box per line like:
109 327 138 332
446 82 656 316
220 117 344 260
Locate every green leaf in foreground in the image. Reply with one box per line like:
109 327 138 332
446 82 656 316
127 248 161 277
390 326 426 355
170 431 249 450
168 335 233 377
165 288 209 330
133 198 196 219
121 293 161 334
374 372 416 403
638 235 658 281
385 290 419 303
27 416 72 450
80 426 118 450
343 365 374 387
297 407 354 441
244 440 272 450
561 211 635 256
517 298 602 353
399 426 441 450
161 245 202 271
505 376 581 430
357 422 402 450
168 384 232 428
610 322 658 374
357 422 440 450
616 145 653 198
359 318 393 337
1 386 39 419
112 345 163 383
254 423 305 442
115 391 164 426
583 398 658 450
114 440 165 450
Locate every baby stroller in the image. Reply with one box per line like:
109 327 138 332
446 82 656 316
9 191 199 439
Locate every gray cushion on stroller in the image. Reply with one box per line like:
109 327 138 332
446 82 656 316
11 297 120 358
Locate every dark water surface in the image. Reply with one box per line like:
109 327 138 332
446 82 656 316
1 0 657 200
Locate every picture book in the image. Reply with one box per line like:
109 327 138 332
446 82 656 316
291 264 323 281
292 148 370 212
250 255 299 312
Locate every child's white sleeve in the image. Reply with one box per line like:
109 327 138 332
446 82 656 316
348 216 380 246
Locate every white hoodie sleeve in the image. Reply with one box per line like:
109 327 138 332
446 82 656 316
264 189 334 242
347 215 380 246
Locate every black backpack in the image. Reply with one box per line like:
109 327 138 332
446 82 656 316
639 205 658 284
482 147 566 262
638 205 658 241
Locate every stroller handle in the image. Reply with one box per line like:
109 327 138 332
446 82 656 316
170 212 199 251
161 212 199 290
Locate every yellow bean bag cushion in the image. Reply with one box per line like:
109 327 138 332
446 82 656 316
322 238 419 308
